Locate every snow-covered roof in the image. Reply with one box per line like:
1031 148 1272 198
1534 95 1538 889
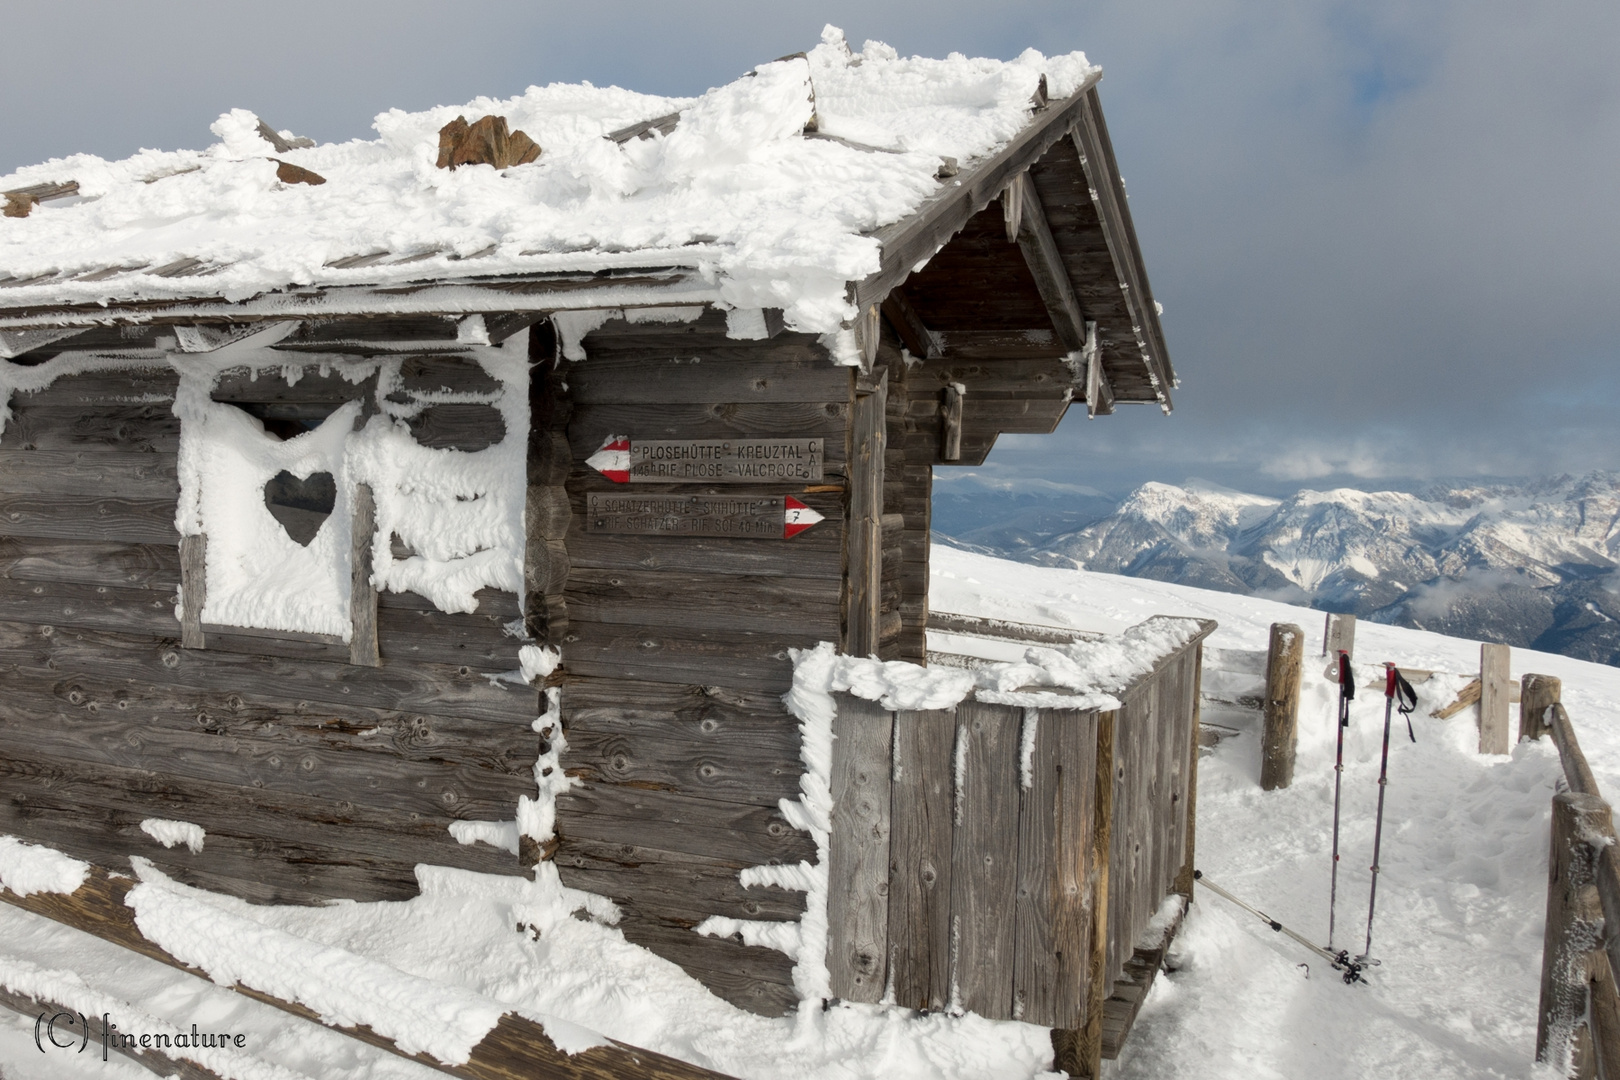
0 28 1097 335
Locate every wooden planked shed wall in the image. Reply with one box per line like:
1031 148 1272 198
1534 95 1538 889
548 309 940 1014
0 341 540 905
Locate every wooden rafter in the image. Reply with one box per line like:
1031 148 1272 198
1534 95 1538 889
852 68 1103 314
1069 87 1175 409
0 270 714 332
880 288 941 360
1006 172 1088 353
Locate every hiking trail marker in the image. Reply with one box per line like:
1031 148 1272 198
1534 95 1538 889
586 435 824 484
586 492 824 538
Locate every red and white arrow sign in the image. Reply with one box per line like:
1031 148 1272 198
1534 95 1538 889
784 496 823 539
586 436 631 483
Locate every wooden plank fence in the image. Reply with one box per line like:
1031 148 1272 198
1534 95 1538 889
1530 685 1620 1078
829 616 1214 1077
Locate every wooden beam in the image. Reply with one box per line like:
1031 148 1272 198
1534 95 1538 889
940 383 964 462
172 323 287 353
0 326 79 359
0 271 714 331
879 288 940 360
0 867 739 1080
1068 87 1175 410
844 371 886 657
1007 173 1088 353
1083 321 1114 417
1536 791 1607 1073
179 534 206 650
853 68 1104 314
349 483 380 667
852 303 881 371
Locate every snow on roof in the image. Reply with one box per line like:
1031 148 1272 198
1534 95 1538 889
0 27 1096 333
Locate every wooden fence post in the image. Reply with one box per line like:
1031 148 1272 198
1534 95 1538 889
1322 612 1355 659
1590 949 1620 1080
1537 791 1610 1075
1479 643 1511 754
1260 623 1303 790
1520 674 1562 743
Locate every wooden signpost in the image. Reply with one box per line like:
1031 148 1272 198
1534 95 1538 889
587 436 824 484
586 492 823 538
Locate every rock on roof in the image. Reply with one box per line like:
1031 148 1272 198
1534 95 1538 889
0 27 1096 334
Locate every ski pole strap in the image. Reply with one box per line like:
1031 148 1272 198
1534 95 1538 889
1392 667 1418 742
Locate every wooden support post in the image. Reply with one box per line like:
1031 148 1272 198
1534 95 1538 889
1537 791 1611 1075
940 383 964 462
1260 623 1303 791
1052 707 1116 1079
845 371 887 657
1521 674 1563 743
826 694 895 1003
349 482 380 667
179 533 207 649
1082 322 1113 418
1323 612 1356 659
854 304 881 371
1173 643 1204 898
1590 950 1620 1080
1479 642 1511 754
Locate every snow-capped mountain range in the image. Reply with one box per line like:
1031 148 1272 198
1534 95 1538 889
934 472 1620 666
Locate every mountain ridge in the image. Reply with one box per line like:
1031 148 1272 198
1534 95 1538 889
933 471 1620 666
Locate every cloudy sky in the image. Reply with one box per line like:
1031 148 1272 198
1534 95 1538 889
3 1 1615 496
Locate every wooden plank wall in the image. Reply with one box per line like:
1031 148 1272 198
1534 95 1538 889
831 697 1100 1029
827 628 1207 1033
551 312 851 1016
1104 646 1201 988
0 359 538 906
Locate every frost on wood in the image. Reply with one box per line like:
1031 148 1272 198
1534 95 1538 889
170 332 529 636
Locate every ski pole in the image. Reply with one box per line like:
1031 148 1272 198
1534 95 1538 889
1195 871 1365 983
1329 649 1353 949
1360 664 1416 964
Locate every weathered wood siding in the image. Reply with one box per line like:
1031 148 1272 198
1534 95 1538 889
826 623 1209 1032
0 361 537 906
551 312 851 1015
1104 645 1201 990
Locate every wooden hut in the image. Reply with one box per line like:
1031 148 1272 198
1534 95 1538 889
0 38 1200 1077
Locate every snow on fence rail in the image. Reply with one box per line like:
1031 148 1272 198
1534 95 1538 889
1532 690 1620 1079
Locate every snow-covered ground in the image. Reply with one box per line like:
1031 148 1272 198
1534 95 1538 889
4 545 1616 1079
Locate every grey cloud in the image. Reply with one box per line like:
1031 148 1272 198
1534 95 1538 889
3 1 1615 495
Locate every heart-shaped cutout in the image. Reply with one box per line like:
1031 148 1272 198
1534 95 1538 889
264 470 336 546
